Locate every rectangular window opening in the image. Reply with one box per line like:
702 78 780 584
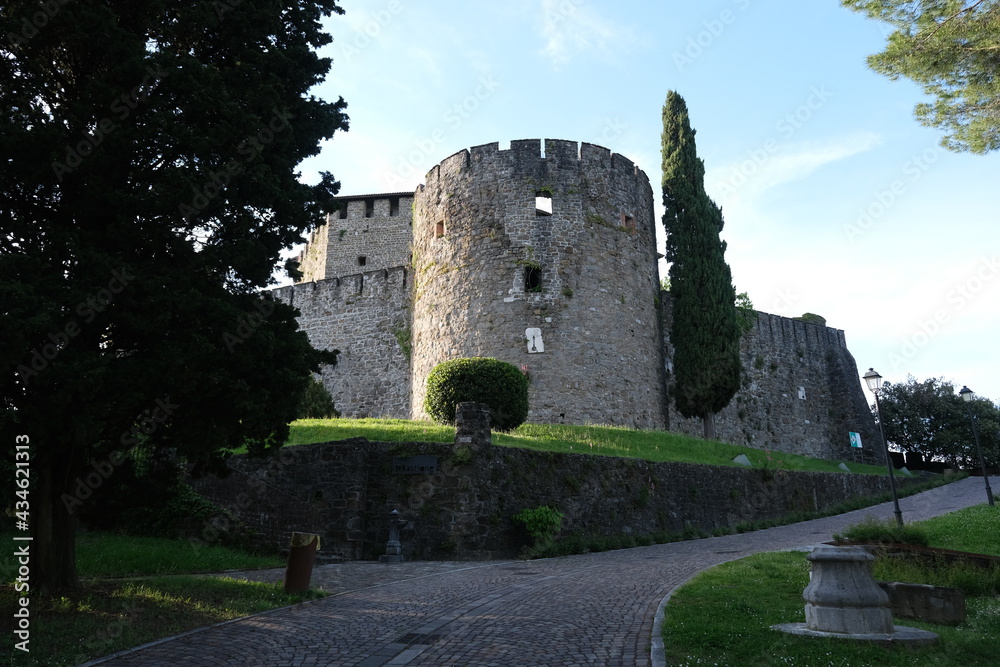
338 202 348 220
389 197 400 217
622 212 636 232
364 198 375 218
524 266 542 292
535 192 553 217
434 220 445 238
358 256 367 267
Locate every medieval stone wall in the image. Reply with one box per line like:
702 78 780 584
272 267 411 418
191 438 903 561
297 194 413 282
662 294 884 464
296 224 330 284
277 138 880 463
409 139 665 428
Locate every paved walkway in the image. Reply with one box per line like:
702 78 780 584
88 477 997 667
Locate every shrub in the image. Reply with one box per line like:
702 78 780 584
297 377 339 419
832 516 930 546
424 357 529 431
514 505 564 545
795 312 827 326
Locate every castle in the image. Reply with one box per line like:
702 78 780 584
272 139 882 464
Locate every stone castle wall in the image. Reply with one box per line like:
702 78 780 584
662 295 884 464
191 438 900 561
297 194 413 282
272 266 411 418
410 139 665 428
276 138 880 463
297 224 330 284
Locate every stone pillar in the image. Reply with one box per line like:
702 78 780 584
772 544 939 645
802 545 893 634
454 402 492 448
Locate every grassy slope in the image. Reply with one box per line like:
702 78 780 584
287 418 891 475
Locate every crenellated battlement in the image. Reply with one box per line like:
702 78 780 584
421 138 649 188
276 265 409 306
753 310 848 350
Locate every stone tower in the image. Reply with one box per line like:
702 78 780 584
297 192 413 282
409 139 666 428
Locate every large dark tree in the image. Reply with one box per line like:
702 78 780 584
876 376 999 468
661 91 742 440
1 0 347 594
843 0 1000 153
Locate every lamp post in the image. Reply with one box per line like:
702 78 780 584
863 368 904 527
958 386 995 507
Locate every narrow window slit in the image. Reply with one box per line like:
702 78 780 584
524 266 541 292
535 191 552 217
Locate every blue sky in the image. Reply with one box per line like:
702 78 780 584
288 0 1000 403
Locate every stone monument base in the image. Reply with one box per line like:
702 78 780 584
772 622 938 647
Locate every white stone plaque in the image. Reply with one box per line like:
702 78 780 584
525 328 544 353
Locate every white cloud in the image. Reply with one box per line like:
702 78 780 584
538 0 636 68
707 133 882 212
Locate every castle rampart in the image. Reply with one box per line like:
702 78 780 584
275 138 880 463
297 193 413 282
410 139 665 427
662 296 883 464
273 265 411 419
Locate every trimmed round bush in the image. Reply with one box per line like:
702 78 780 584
424 357 529 431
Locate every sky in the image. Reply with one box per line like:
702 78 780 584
285 0 1000 403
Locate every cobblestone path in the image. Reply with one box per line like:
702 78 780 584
87 476 996 666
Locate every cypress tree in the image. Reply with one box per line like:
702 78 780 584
661 91 742 439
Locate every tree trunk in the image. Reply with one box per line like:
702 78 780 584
33 459 80 596
702 411 716 440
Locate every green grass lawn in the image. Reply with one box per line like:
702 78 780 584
0 533 311 667
662 504 1000 666
74 531 284 577
287 418 892 475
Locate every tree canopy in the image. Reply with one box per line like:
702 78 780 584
843 0 1000 153
875 376 999 468
2 0 347 594
661 91 742 439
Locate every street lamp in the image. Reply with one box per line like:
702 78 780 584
958 386 995 507
863 368 904 527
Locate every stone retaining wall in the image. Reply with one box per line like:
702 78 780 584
191 438 899 561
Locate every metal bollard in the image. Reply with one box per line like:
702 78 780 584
283 531 320 593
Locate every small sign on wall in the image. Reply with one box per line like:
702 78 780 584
525 328 544 353
392 455 438 474
849 432 863 449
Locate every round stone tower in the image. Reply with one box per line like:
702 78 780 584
410 139 665 429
